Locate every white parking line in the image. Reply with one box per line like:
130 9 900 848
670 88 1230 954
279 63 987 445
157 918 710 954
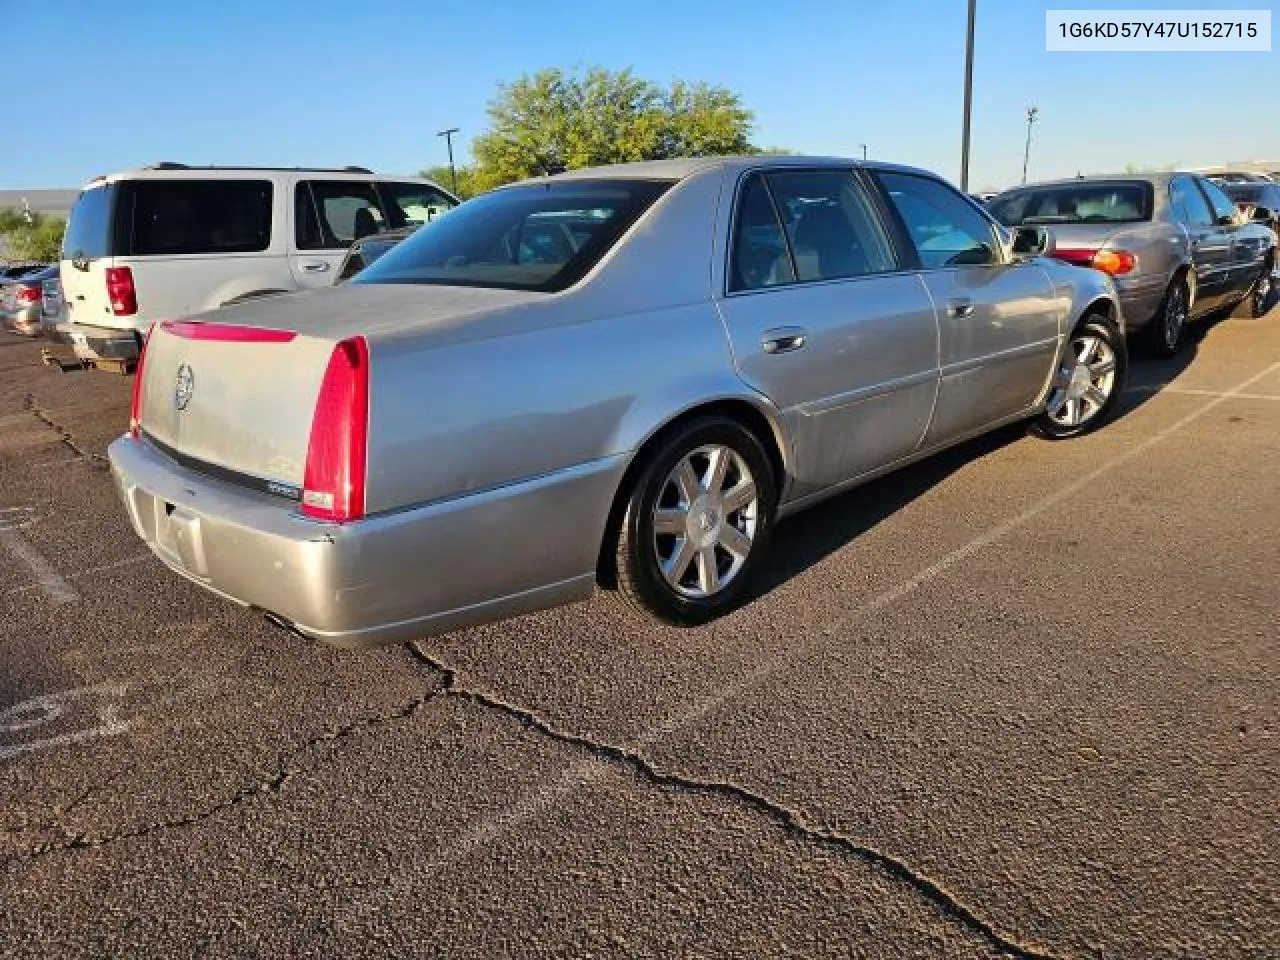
0 508 78 605
1 553 150 600
1125 384 1280 402
435 358 1280 862
0 683 132 762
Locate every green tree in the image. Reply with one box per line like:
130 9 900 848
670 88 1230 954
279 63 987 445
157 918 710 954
419 164 480 200
469 67 758 191
0 208 65 263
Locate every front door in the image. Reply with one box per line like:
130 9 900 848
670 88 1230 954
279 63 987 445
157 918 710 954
715 169 940 500
1173 176 1235 313
289 180 388 290
872 171 1058 445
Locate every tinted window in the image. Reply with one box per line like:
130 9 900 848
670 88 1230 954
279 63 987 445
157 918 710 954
62 184 116 261
299 181 386 249
122 180 272 256
766 170 897 282
878 172 997 268
1198 178 1240 224
1223 184 1266 204
1170 177 1213 227
988 181 1152 225
354 179 673 293
730 174 794 291
379 182 457 229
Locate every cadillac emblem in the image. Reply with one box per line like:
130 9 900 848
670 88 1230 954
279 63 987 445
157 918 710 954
174 364 195 411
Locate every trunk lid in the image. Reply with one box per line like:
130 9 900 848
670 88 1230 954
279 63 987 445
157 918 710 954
136 283 545 488
1041 224 1134 265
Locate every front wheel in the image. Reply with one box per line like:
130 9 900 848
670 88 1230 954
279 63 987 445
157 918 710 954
612 417 777 626
1031 317 1126 440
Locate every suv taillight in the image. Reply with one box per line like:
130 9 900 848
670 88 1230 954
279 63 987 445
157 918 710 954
302 337 369 523
106 266 137 315
16 286 40 304
128 326 154 439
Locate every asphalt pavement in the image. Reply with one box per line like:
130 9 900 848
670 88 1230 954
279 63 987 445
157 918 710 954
1 304 1277 958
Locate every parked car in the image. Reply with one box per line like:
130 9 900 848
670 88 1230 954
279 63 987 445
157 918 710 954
1 264 58 336
335 226 417 283
988 174 1276 356
1222 181 1280 234
109 156 1126 649
0 263 46 281
55 163 459 366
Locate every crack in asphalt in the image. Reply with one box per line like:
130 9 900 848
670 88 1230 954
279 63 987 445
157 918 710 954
406 643 1059 960
22 394 110 468
3 678 446 864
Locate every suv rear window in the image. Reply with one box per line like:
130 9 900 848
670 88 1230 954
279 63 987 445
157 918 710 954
353 179 673 293
988 181 1153 226
118 180 273 255
62 184 117 262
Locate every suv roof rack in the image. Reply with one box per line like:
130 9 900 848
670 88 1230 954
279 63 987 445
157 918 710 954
138 163 376 174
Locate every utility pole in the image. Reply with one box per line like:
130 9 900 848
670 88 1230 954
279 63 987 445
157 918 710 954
1021 106 1039 185
960 0 976 191
436 127 460 195
860 143 868 161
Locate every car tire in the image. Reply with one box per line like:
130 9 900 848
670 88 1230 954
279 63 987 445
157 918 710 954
1237 254 1275 319
613 417 777 626
1031 315 1127 441
1144 276 1190 357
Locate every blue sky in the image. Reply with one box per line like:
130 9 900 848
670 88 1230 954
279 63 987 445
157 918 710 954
4 0 1276 190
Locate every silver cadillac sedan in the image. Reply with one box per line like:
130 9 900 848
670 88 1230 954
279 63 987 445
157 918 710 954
108 157 1126 648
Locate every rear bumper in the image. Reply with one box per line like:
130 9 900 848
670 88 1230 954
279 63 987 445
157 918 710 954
50 321 144 361
107 434 624 649
1114 273 1169 331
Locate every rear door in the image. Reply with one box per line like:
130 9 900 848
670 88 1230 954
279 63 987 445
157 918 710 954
59 181 117 329
872 170 1058 446
290 180 388 288
716 168 940 499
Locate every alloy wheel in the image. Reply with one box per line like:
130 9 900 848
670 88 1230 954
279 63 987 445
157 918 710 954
1045 333 1119 429
1162 284 1187 351
652 444 758 598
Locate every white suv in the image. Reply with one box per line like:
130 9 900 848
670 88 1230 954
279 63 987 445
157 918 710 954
57 164 458 364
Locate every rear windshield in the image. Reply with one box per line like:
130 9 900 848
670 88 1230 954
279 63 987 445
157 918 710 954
118 180 273 256
353 179 674 293
988 182 1153 226
62 184 116 262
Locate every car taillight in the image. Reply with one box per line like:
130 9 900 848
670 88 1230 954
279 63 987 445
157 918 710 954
16 286 40 304
106 266 137 315
128 326 154 439
302 337 369 523
1091 249 1137 276
1056 248 1136 276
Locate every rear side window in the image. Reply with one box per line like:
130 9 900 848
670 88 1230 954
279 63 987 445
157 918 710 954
730 174 795 291
297 181 385 249
1170 177 1213 227
878 172 998 268
120 180 273 256
62 184 116 261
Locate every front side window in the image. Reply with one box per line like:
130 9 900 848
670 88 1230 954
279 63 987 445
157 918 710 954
379 182 458 229
1170 177 1213 227
878 172 997 269
62 184 117 261
121 180 272 256
298 181 386 249
1197 178 1241 225
988 182 1152 226
353 179 672 293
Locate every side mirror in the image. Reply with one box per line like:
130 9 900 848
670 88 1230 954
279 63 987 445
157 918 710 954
1011 225 1055 258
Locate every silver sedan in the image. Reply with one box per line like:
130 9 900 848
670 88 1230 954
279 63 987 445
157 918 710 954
108 157 1125 648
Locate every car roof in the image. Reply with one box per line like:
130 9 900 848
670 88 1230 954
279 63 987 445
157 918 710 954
82 166 437 188
995 173 1178 193
508 155 944 187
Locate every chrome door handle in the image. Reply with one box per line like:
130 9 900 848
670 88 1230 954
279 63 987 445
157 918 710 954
946 298 975 318
761 327 807 354
301 260 330 273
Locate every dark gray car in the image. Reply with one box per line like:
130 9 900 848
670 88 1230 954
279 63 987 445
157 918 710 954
989 174 1276 355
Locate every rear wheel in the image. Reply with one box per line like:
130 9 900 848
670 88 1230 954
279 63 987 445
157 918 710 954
613 418 776 626
1032 316 1126 440
1144 277 1189 357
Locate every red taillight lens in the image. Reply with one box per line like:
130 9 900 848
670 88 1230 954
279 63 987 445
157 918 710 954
1053 248 1096 267
128 326 154 439
1091 249 1137 276
105 266 137 315
160 321 297 342
302 337 369 523
16 286 40 304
